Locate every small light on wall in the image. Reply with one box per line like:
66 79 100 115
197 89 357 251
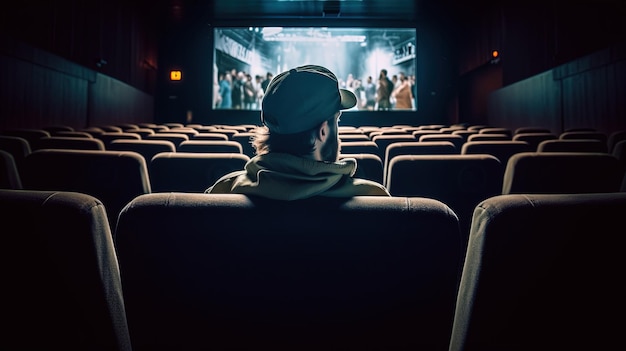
170 70 182 81
490 50 501 64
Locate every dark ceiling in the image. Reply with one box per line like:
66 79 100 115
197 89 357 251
158 0 473 24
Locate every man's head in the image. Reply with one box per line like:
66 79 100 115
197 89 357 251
261 65 355 134
253 65 356 161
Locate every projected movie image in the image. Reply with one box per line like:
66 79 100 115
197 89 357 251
213 27 417 111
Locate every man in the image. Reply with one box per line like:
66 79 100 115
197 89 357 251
376 69 394 110
205 64 390 200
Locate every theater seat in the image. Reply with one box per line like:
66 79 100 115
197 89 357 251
0 189 131 351
339 153 384 184
502 152 624 194
149 152 250 192
386 154 503 243
115 193 463 351
450 193 626 351
0 150 22 189
20 149 151 229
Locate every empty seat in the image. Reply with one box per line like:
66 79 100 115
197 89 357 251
1 128 51 146
97 125 124 133
386 154 503 242
43 125 74 133
0 135 31 171
511 132 558 151
0 150 22 189
191 132 230 141
338 134 370 141
450 192 626 351
20 149 151 228
107 139 176 163
513 126 551 135
559 130 608 145
467 133 511 142
339 153 384 184
178 140 243 154
123 128 156 138
0 189 132 351
537 138 608 153
478 127 512 137
52 131 96 138
461 140 533 166
451 130 478 143
149 152 250 192
32 136 106 151
145 133 189 149
339 141 380 158
411 129 441 140
418 133 464 150
96 132 141 148
502 152 625 194
115 193 462 351
166 127 200 138
231 132 257 157
372 134 416 165
383 141 457 185
607 130 626 154
613 139 626 167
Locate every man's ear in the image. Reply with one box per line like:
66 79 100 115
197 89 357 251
318 120 329 142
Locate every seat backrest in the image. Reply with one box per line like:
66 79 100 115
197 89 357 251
231 132 257 157
0 150 22 189
178 140 243 154
32 136 106 151
386 154 503 242
1 128 51 146
149 152 250 192
145 132 190 149
477 127 512 137
383 141 457 185
20 149 151 228
0 135 31 171
502 152 625 194
511 132 558 150
372 134 416 165
338 134 370 142
115 193 462 351
451 130 478 143
613 139 626 167
123 128 156 138
607 130 626 154
339 153 384 184
559 130 608 145
467 133 511 142
0 189 131 351
339 140 380 158
191 132 230 141
461 140 533 166
52 131 96 138
418 133 464 150
450 193 626 351
513 126 551 135
96 132 141 148
537 138 609 153
107 139 176 163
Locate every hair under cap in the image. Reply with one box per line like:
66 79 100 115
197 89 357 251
261 65 357 134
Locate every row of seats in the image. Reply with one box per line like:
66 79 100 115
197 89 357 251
3 125 626 239
4 188 625 350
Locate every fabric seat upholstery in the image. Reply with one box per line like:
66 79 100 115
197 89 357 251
115 193 462 351
0 189 131 351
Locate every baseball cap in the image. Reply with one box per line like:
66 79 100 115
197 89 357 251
261 64 357 134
